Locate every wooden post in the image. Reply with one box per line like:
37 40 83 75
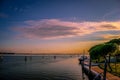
103 60 107 80
88 55 92 80
89 55 91 72
82 50 85 80
115 55 117 73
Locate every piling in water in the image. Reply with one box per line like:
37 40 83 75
80 60 102 80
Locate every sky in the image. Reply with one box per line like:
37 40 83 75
0 0 120 54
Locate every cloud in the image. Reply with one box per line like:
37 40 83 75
97 30 120 40
70 30 120 42
85 30 120 41
90 34 120 41
100 24 117 29
102 9 120 21
14 19 120 39
100 34 120 40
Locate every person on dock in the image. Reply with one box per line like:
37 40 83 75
24 56 27 62
54 56 56 59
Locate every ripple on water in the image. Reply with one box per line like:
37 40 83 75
0 55 89 80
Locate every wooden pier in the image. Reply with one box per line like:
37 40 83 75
79 58 120 80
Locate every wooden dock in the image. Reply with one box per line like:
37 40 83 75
79 58 120 80
91 66 120 80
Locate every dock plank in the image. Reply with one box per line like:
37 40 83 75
91 66 120 80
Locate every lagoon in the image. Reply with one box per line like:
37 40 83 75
0 55 88 80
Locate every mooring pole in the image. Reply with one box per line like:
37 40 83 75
82 50 85 80
103 60 107 80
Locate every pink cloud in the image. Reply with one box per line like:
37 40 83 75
14 19 120 39
98 34 120 40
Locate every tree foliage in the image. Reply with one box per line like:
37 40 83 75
89 43 117 60
88 38 120 79
89 44 103 59
107 38 120 45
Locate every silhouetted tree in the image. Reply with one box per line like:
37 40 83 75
89 43 117 80
107 38 120 72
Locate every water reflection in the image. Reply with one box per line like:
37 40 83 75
0 55 3 62
0 55 88 80
54 56 56 59
24 56 27 62
29 56 32 61
78 61 87 80
81 64 85 80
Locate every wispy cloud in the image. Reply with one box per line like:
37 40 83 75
102 9 120 21
99 34 120 40
88 31 120 41
14 19 120 39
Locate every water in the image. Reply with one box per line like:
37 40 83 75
0 55 88 80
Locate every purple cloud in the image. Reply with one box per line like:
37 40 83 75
19 25 79 39
100 24 117 29
14 19 120 39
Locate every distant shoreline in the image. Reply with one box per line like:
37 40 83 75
0 52 84 55
0 52 15 54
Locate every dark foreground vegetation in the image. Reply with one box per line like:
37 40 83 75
89 38 120 80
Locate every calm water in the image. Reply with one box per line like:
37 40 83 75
0 55 88 80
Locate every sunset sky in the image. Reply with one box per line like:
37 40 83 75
0 0 120 54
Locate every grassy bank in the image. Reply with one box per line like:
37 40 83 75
99 63 120 77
